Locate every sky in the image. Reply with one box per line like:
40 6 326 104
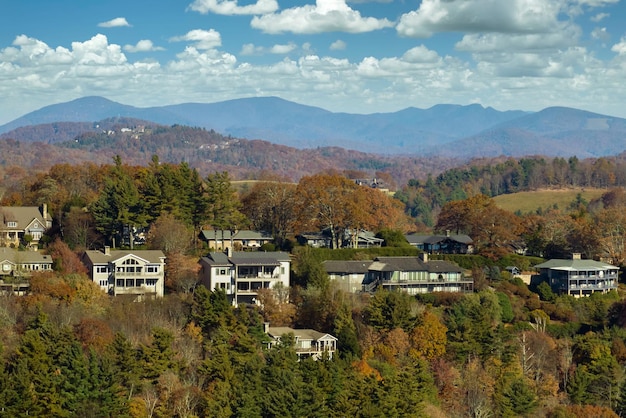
1 0 625 125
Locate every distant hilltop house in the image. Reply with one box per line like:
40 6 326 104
534 253 618 297
81 247 166 299
297 229 383 249
264 322 338 361
405 232 473 254
199 250 290 306
199 230 274 251
324 253 472 295
0 204 52 250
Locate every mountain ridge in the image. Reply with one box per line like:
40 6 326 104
2 96 626 158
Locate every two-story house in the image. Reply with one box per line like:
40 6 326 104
325 254 472 295
199 250 290 305
0 204 52 249
264 323 338 360
81 247 166 299
534 253 618 297
199 230 274 251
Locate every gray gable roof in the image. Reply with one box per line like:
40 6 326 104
200 230 273 241
83 249 165 264
323 260 372 274
368 256 462 274
405 234 473 245
202 251 290 266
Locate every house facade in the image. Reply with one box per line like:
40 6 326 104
200 230 274 251
264 323 338 360
0 247 53 277
324 254 472 295
367 254 472 294
81 247 166 298
323 260 372 293
0 205 52 249
199 250 290 305
534 253 618 297
405 232 473 254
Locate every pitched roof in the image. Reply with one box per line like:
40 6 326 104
83 249 166 264
201 251 290 266
323 260 372 274
0 248 52 264
0 206 50 229
534 258 618 271
369 256 462 273
268 326 337 341
405 234 473 245
199 230 273 241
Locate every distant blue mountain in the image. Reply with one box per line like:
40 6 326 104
3 96 626 158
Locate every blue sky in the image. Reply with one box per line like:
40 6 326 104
1 0 625 125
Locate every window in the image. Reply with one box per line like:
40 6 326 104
99 280 108 287
96 266 108 274
146 266 158 273
146 279 158 286
116 279 124 287
281 267 285 274
219 269 227 275
126 279 135 287
136 279 145 287
7 221 16 227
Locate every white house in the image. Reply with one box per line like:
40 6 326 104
264 323 338 360
81 247 166 299
199 250 290 305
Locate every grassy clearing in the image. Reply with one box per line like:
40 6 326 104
493 188 606 214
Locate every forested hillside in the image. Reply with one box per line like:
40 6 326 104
3 159 626 416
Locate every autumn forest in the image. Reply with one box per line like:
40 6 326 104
4 149 626 417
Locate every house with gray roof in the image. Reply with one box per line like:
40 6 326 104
264 322 337 360
405 232 473 254
199 250 290 305
323 260 372 293
199 230 274 251
367 254 472 294
0 247 53 277
0 204 52 249
324 254 472 295
81 247 166 299
534 253 618 297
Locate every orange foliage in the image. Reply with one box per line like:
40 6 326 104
74 317 114 352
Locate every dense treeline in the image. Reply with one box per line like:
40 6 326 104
7 157 626 415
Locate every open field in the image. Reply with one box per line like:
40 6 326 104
492 188 606 214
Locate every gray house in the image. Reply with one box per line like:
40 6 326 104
534 253 618 297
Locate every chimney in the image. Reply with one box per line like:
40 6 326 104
446 229 450 237
104 246 110 256
419 252 428 263
263 322 270 334
572 253 581 260
42 203 48 220
225 246 233 257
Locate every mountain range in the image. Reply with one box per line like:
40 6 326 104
2 96 626 158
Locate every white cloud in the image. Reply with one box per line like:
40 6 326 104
591 27 609 41
612 38 626 55
97 17 131 28
124 40 165 53
170 29 222 50
591 12 609 22
402 45 440 64
330 40 346 50
188 0 278 15
240 43 264 56
397 0 562 38
270 43 297 54
455 25 581 53
251 0 394 34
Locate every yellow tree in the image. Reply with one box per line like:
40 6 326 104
409 310 448 360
